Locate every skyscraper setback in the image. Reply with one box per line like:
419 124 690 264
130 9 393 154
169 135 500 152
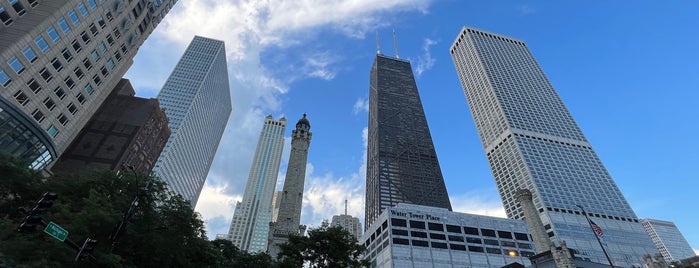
228 115 286 253
365 54 452 230
154 36 231 207
0 0 177 170
450 26 657 265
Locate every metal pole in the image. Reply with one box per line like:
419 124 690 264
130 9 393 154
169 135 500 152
577 205 614 267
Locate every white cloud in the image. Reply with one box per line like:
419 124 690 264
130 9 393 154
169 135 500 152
519 5 536 15
353 98 369 115
127 0 433 239
695 248 699 255
450 191 507 218
414 38 437 77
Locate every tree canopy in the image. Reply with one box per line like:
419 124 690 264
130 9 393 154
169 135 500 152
277 221 369 268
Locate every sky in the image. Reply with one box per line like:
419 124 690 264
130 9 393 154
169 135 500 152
125 1 699 254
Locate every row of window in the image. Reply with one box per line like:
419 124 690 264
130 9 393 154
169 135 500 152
389 218 530 241
0 0 39 26
392 237 535 257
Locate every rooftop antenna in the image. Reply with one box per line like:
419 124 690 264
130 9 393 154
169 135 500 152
376 31 381 54
393 28 400 59
345 199 348 215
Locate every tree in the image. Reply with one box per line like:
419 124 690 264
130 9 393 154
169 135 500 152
0 154 223 267
278 221 369 268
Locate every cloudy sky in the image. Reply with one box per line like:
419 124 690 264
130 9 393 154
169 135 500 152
125 1 699 253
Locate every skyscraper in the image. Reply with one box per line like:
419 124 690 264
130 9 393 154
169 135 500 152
365 54 452 230
641 219 696 262
227 115 286 253
154 36 231 207
450 26 657 266
0 0 177 170
268 114 312 259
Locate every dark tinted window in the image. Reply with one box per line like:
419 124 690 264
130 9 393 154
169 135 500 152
382 220 388 229
486 247 501 254
410 231 427 238
484 239 499 246
410 220 425 229
448 235 464 242
393 238 409 245
429 233 446 240
481 228 496 237
498 231 513 239
446 224 461 233
468 246 484 252
392 229 408 236
466 237 482 244
450 244 467 251
391 218 407 227
514 232 529 241
412 240 428 247
428 222 444 231
464 227 479 235
431 242 448 249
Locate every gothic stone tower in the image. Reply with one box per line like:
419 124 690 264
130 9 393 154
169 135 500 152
267 114 312 259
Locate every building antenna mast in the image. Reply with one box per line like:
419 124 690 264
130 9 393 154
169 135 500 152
345 199 348 215
393 28 400 59
376 31 381 54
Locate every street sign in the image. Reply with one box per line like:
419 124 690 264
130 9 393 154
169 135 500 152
44 221 68 242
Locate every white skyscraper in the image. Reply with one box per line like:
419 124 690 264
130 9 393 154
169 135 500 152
641 219 696 262
0 0 177 170
227 115 286 253
450 26 658 266
154 36 231 207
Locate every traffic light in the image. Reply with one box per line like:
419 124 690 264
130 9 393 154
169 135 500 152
17 215 42 233
75 238 97 261
32 192 58 214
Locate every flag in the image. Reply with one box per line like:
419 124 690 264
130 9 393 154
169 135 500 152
589 220 604 238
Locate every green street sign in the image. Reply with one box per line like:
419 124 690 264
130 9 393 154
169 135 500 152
44 221 68 242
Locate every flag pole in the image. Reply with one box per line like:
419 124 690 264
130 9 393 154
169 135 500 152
577 204 614 267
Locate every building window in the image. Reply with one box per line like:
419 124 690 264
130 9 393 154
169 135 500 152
26 79 42 93
40 68 53 82
51 58 63 71
76 93 86 104
64 77 76 89
8 0 25 16
0 6 13 25
67 103 78 114
98 42 107 52
0 69 11 87
43 97 56 111
73 67 84 79
71 39 82 52
92 75 101 86
57 113 69 126
89 23 98 36
81 31 91 44
47 26 60 42
106 34 114 45
82 58 92 70
60 49 72 63
54 86 66 100
8 57 25 74
100 66 108 76
31 109 45 123
13 90 29 106
87 0 96 9
58 18 70 33
84 84 94 95
46 125 59 137
68 10 79 25
106 59 115 69
96 15 106 28
77 2 88 16
90 50 100 61
34 37 49 52
114 51 122 61
22 46 37 62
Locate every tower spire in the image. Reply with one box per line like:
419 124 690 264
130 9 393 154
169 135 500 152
345 199 348 215
393 28 399 59
376 31 381 54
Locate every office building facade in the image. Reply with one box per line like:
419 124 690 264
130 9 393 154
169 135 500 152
0 0 177 169
365 54 452 230
331 214 363 240
153 36 231 207
362 203 534 268
52 78 169 175
227 115 286 253
268 114 312 258
641 219 696 262
450 26 658 266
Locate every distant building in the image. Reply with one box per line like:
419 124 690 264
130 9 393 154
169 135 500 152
52 79 169 175
450 26 658 266
227 115 286 253
365 53 452 230
641 218 696 262
361 203 534 268
331 214 362 240
0 0 177 170
268 114 312 259
153 36 231 207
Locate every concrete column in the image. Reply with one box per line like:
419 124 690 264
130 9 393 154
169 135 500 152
515 189 550 253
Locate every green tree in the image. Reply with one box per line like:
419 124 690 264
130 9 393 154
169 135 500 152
278 221 369 268
0 154 224 267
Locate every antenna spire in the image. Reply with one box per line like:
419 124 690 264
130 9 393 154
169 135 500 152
393 28 400 59
376 31 381 54
345 199 348 215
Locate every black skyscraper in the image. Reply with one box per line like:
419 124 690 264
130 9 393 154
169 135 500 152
365 54 452 229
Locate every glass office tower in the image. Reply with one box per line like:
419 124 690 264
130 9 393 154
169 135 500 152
0 0 177 169
450 26 658 266
154 36 231 207
641 219 696 262
365 54 452 230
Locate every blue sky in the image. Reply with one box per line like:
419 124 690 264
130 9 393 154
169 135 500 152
125 1 699 253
